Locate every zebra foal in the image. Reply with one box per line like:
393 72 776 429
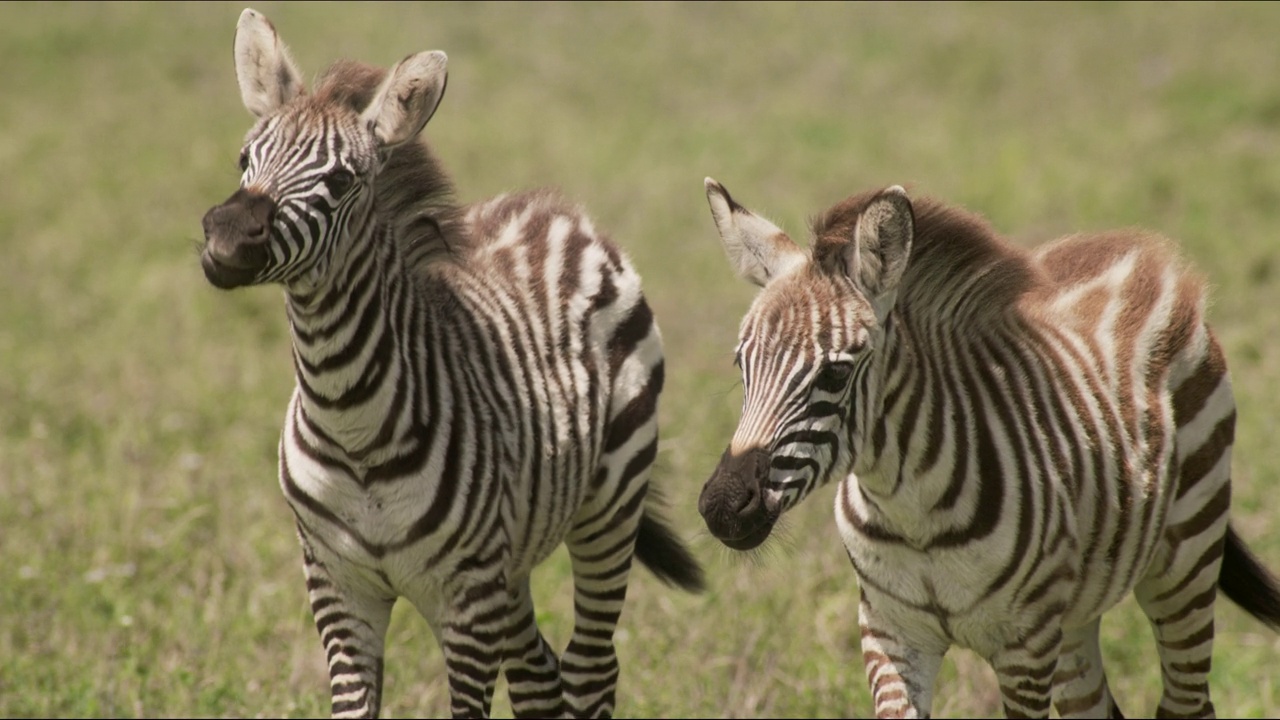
695 178 1280 718
198 9 703 718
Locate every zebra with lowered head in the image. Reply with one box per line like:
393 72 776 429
695 177 1280 718
199 9 703 718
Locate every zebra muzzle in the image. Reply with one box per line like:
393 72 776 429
699 447 778 551
200 188 277 289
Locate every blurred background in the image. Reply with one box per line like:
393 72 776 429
2 1 1278 716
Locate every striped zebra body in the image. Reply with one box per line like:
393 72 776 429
200 11 701 718
282 189 653 580
697 179 1280 718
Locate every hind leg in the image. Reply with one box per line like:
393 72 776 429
558 322 662 717
1053 619 1123 718
1138 353 1233 719
561 479 648 718
1138 325 1236 717
560 422 655 717
1134 540 1224 718
1134 488 1230 718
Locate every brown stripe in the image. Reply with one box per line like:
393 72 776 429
1176 412 1235 500
1172 343 1227 428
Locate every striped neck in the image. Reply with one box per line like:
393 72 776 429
851 306 940 501
849 310 902 493
283 214 417 460
851 300 1020 548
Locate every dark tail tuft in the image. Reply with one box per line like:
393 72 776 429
1219 524 1280 631
634 504 705 593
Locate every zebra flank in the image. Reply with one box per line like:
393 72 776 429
698 177 1280 718
200 9 701 719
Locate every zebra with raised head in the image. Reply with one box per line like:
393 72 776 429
695 178 1280 718
198 9 703 718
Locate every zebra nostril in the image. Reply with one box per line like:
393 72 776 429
735 481 761 517
259 204 276 235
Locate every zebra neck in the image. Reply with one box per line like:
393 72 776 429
851 309 928 497
853 306 988 535
283 225 420 461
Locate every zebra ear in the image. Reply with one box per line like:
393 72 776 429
234 8 306 118
705 178 806 288
361 51 448 150
849 185 914 320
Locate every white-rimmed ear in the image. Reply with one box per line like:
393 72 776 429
360 51 448 149
704 178 806 287
234 8 305 118
848 185 913 320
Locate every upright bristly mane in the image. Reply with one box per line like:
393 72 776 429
312 59 467 269
810 190 1043 327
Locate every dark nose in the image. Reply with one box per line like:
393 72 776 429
698 451 763 518
201 188 277 288
699 447 775 550
202 188 276 250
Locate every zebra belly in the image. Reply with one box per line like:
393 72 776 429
836 480 1082 658
281 426 597 611
841 535 1046 657
280 443 494 599
838 479 1173 658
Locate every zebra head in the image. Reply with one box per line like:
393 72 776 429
698 178 914 551
201 8 447 292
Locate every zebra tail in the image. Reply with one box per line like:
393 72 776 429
634 505 706 593
1219 524 1280 631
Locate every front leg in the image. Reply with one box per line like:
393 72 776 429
501 578 564 718
858 590 946 719
440 572 511 718
298 530 395 719
988 614 1063 719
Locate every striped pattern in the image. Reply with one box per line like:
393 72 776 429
698 179 1280 718
201 11 701 718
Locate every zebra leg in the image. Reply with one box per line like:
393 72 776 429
1052 619 1123 718
989 622 1062 719
502 579 565 718
556 353 660 718
1131 360 1232 719
440 577 510 718
300 541 395 719
560 487 647 718
857 590 945 718
1133 531 1227 718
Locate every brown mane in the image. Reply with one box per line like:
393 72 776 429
312 58 384 111
311 60 468 269
810 190 1042 325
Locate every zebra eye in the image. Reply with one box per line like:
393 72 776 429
814 361 853 391
238 150 249 172
325 169 356 198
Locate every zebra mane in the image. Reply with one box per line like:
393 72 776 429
313 59 469 271
810 189 1042 325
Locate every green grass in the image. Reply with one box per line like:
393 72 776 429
3 1 1279 716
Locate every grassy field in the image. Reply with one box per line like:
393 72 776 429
3 1 1279 717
